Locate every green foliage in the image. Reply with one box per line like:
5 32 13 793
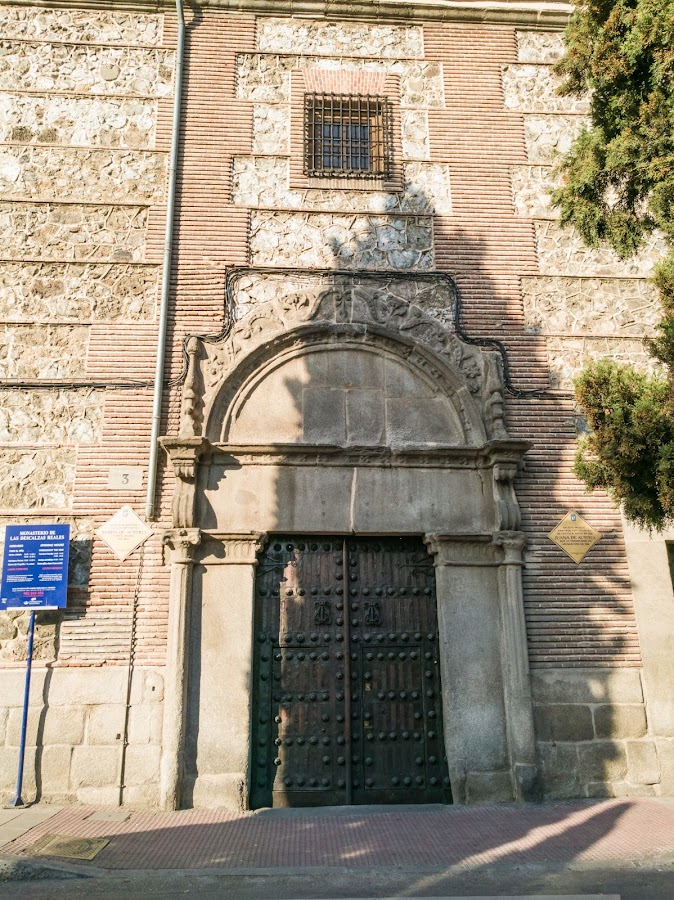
553 0 674 528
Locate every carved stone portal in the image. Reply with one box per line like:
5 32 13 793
160 271 537 810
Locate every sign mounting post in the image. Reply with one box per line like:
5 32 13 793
1 524 70 808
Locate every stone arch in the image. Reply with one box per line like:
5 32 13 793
204 323 487 446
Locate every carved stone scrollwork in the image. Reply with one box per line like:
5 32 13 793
493 463 522 532
161 437 210 529
483 353 508 441
179 336 204 438
182 273 513 445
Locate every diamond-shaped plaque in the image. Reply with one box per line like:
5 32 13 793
96 505 152 562
548 510 601 563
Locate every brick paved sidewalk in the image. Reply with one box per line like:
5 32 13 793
2 799 674 873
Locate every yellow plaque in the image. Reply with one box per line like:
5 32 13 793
548 510 601 563
96 505 153 562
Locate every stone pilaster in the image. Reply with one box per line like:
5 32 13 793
424 534 512 804
494 530 539 801
159 527 201 811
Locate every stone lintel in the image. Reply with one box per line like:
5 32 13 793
0 0 571 29
205 440 531 470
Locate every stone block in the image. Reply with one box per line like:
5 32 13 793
502 64 589 114
0 449 75 511
0 43 174 98
655 739 674 794
0 146 166 204
123 744 160 786
0 706 7 743
0 746 36 792
130 668 164 704
249 210 434 271
544 336 657 391
120 782 159 807
386 397 460 445
465 771 513 804
0 202 149 263
523 115 589 164
577 741 627 782
594 705 647 739
516 30 565 64
0 326 88 380
346 390 386 445
534 704 594 742
537 742 580 800
71 746 121 788
128 703 162 745
521 277 659 337
302 387 346 444
3 8 163 45
587 780 655 798
0 389 103 445
0 95 158 150
257 18 424 58
535 221 666 278
626 741 660 785
75 785 120 806
39 745 73 794
47 668 128 706
191 773 246 811
6 705 85 747
531 669 645 705
86 704 126 745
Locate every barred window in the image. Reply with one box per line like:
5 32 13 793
304 94 393 179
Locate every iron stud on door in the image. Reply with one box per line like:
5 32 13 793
251 536 451 808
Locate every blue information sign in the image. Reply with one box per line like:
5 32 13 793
0 524 70 610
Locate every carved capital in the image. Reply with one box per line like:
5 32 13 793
493 530 527 565
163 528 202 564
424 533 503 567
202 532 268 565
161 437 210 528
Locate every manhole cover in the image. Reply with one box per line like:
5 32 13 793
29 834 109 861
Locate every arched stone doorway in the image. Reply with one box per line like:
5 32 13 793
160 272 538 811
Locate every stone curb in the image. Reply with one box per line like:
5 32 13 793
0 853 91 883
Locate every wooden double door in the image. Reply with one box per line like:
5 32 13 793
251 536 451 808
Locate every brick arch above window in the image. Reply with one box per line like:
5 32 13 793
290 69 403 193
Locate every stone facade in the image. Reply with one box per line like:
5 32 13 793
0 667 164 805
502 65 589 114
521 277 660 336
0 2 167 805
0 203 149 261
0 42 174 97
533 669 661 798
257 17 424 58
0 94 158 148
249 211 434 270
0 449 75 510
0 3 672 812
0 146 167 203
0 388 104 444
0 262 157 323
232 157 451 214
0 324 88 378
236 54 445 107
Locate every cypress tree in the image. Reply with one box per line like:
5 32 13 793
553 0 674 528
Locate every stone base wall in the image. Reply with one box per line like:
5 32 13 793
534 669 669 799
0 667 164 806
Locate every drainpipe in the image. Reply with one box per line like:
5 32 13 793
146 0 186 521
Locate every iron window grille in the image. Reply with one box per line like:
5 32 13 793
304 94 393 179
